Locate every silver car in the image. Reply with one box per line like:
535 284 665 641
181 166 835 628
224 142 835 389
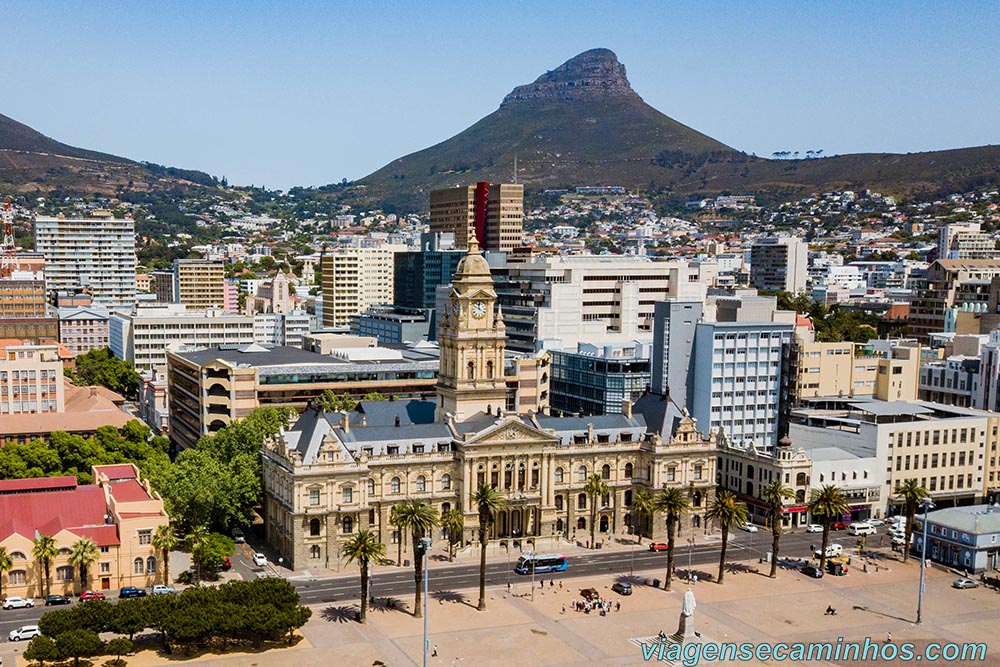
953 578 979 589
2 596 34 610
9 624 41 641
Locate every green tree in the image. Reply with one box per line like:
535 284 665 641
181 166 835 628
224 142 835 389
705 490 748 585
471 484 506 611
69 348 140 399
583 473 609 549
105 636 133 666
32 533 58 597
342 530 386 624
38 608 77 638
23 634 59 666
185 526 209 584
896 479 930 563
440 508 464 562
630 490 655 545
807 485 850 570
55 628 100 667
0 546 12 598
68 538 100 591
761 479 795 578
152 524 178 585
110 598 147 640
392 500 438 618
654 487 691 590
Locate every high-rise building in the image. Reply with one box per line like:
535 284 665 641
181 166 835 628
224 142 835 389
152 270 175 303
320 245 406 328
0 340 65 415
173 259 226 310
35 211 136 307
429 182 523 252
750 237 807 293
651 301 702 398
0 274 47 319
938 222 995 260
910 260 1000 343
394 233 464 311
550 341 651 416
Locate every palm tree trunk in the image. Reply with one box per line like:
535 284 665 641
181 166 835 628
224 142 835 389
590 498 596 549
664 516 675 590
397 533 403 567
412 532 423 618
819 523 830 571
478 527 487 611
164 550 170 585
769 525 780 578
360 561 369 623
44 561 51 596
717 528 728 584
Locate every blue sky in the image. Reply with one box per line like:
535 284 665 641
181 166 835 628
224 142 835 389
4 1 998 190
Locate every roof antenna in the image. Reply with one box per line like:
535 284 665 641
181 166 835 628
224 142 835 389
513 155 518 184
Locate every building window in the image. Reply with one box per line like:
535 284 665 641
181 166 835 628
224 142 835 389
310 518 321 536
147 556 157 574
555 467 564 484
555 495 564 511
138 529 152 545
416 475 426 492
624 490 633 506
10 551 26 561
666 467 676 482
9 570 25 585
468 362 475 380
624 463 633 478
441 474 452 490
310 489 320 506
342 487 353 504
100 562 111 574
391 477 401 494
487 361 494 379
694 465 703 480
310 545 321 559
343 517 354 534
601 464 611 480
134 558 144 575
57 565 74 582
578 466 587 482
578 493 587 510
368 478 376 495
100 546 109 554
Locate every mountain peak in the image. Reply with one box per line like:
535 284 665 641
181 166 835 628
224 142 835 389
500 48 639 108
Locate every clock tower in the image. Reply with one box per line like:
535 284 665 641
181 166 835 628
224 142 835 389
435 238 508 422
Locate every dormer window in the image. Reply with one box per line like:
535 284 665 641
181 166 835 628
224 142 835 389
413 445 425 453
387 446 399 455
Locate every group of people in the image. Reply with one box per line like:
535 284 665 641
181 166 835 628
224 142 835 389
567 597 621 616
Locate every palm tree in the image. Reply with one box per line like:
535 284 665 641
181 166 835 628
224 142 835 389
654 487 691 590
393 500 439 618
807 485 850 571
68 538 100 592
185 525 209 585
471 484 506 611
152 524 179 585
0 546 12 598
630 490 655 545
343 530 387 624
705 490 748 585
761 480 795 579
440 508 464 563
32 533 58 597
583 473 609 549
896 479 930 563
389 505 405 567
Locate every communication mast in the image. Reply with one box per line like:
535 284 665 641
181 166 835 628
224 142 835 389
0 198 19 277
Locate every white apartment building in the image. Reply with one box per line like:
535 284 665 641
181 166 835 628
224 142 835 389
750 237 807 293
321 245 407 328
0 341 65 415
110 305 256 370
253 311 312 348
35 211 136 307
938 221 995 260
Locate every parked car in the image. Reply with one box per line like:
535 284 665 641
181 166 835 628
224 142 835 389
953 578 979 589
865 518 884 527
738 522 758 533
800 564 824 579
831 521 849 531
232 526 246 544
44 595 71 606
79 590 106 601
814 544 843 559
152 585 175 595
891 535 906 547
611 581 633 596
848 522 876 536
8 625 41 641
647 541 670 552
119 586 147 598
579 587 601 601
804 524 823 533
252 552 268 567
2 596 34 610
221 556 232 570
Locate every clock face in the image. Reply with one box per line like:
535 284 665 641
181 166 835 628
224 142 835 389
472 301 487 319
452 301 461 316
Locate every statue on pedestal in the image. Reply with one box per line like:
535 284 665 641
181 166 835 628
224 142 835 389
672 588 697 642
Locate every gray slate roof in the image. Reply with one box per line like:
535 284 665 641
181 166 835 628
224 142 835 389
928 505 1000 535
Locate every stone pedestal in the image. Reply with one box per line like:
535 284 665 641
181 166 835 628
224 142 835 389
671 612 695 643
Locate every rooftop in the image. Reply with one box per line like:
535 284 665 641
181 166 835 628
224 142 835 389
927 504 1000 535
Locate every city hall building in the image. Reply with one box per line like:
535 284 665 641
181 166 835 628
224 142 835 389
262 242 717 569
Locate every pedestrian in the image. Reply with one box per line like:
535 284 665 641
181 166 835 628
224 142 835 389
879 536 884 547
693 575 698 585
616 601 621 612
561 604 566 614
432 644 438 657
886 632 892 644
559 581 563 589
507 582 512 593
550 580 554 588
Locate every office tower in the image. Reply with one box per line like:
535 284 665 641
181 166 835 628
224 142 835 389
429 182 523 252
938 222 995 260
910 259 1000 343
550 341 651 416
750 237 807 293
35 211 136 307
320 245 406 328
153 270 176 303
173 259 226 310
394 233 464 311
0 274 47 319
651 301 702 398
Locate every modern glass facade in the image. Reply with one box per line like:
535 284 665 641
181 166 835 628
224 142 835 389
550 349 650 416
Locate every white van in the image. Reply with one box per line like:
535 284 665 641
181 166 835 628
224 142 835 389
848 522 876 536
815 543 843 558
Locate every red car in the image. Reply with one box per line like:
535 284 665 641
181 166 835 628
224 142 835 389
648 541 670 552
832 521 849 530
221 556 232 570
79 590 106 601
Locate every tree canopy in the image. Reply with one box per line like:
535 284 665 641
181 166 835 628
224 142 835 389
67 348 140 399
775 292 879 343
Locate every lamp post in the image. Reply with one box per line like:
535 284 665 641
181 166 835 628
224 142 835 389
687 537 695 582
916 498 935 624
629 523 635 577
420 537 432 667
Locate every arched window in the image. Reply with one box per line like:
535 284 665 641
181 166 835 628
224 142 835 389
368 478 376 495
467 361 475 380
795 489 806 503
601 464 611 480
57 565 74 582
487 361 494 379
556 518 564 533
746 481 754 497
391 477 401 494
133 558 144 575
554 467 564 483
601 494 610 507
441 502 451 514
692 490 702 508
555 495 564 511
577 517 586 530
441 474 452 490
578 466 587 482
10 551 26 561
310 545 321 559
577 493 587 510
146 556 157 574
343 517 353 534
310 518 321 536
416 475 426 492
624 462 633 478
796 472 807 486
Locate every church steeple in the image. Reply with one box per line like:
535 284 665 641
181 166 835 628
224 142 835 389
435 241 507 422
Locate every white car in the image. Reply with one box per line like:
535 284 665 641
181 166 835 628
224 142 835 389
864 518 884 527
738 522 758 533
804 524 823 533
815 543 843 558
152 585 175 595
9 624 41 641
252 552 268 567
2 596 34 610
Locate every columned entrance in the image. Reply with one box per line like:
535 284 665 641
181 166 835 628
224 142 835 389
492 506 540 539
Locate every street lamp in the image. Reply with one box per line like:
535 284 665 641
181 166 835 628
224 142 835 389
687 537 695 582
629 524 635 577
916 498 935 624
419 537 432 667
